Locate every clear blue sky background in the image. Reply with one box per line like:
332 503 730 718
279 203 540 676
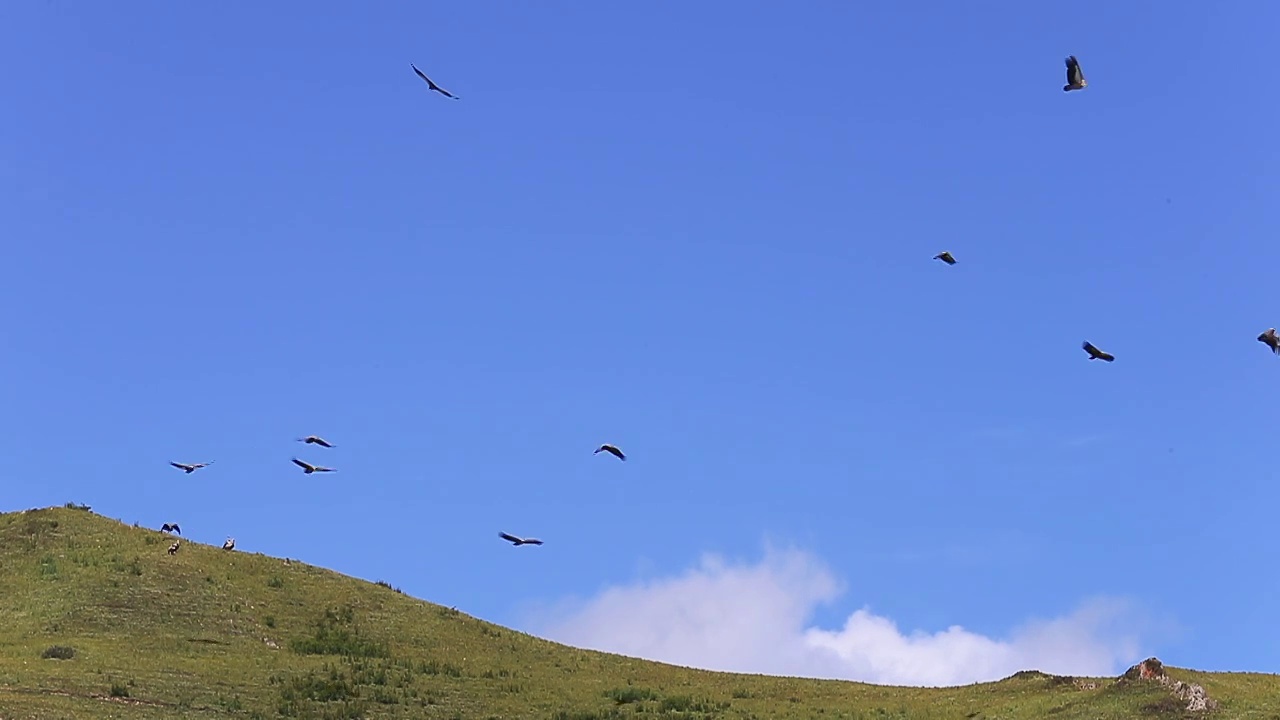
3 0 1279 677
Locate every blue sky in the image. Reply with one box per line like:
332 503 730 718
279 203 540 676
4 0 1280 684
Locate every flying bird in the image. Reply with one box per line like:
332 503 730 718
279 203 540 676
291 457 336 474
160 523 181 535
222 537 236 551
499 532 544 546
411 63 459 99
933 251 956 265
1063 55 1087 92
296 435 335 448
594 444 626 461
1258 328 1280 355
170 461 214 474
1082 341 1115 362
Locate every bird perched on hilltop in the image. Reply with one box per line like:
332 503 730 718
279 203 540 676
1063 55 1087 92
1258 328 1280 354
499 532 544 546
160 522 181 535
222 537 236 551
411 63 459 99
170 461 213 474
296 435 335 448
167 540 180 555
292 458 336 474
1082 341 1115 362
594 444 626 461
933 251 956 265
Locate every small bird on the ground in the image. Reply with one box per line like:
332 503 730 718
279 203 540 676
1063 55 1087 92
411 63 459 99
170 461 214 474
160 523 181 535
1082 341 1115 362
1258 328 1280 354
291 458 336 474
168 540 180 555
222 537 235 551
594 444 626 461
296 435 335 448
499 531 544 546
933 251 956 265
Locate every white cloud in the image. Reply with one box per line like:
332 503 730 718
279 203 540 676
527 546 1152 687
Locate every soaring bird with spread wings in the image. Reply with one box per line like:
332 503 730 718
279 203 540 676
412 63 459 99
594 444 626 461
296 435 335 448
1082 341 1115 362
170 461 214 474
1063 55 1087 92
1258 328 1280 355
499 532 544 546
160 523 181 535
292 458 336 474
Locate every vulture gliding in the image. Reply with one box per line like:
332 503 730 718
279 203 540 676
1063 55 1087 92
292 457 336 474
411 63 459 99
297 435 335 448
160 523 181 535
170 461 214 474
499 532 544 546
594 444 626 461
1082 341 1115 362
1258 328 1280 355
933 251 956 265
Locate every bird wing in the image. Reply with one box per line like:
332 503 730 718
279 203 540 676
411 63 431 85
173 524 181 534
607 445 626 461
170 462 190 471
525 538 544 545
291 458 313 471
499 532 522 544
314 437 333 448
1082 341 1098 356
1066 56 1084 85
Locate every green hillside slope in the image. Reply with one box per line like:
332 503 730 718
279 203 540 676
0 506 1274 719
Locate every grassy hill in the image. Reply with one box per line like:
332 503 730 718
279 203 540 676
0 507 1275 719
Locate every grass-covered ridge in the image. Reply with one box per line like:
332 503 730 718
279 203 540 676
0 506 1275 719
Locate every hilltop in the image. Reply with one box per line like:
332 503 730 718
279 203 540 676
0 507 1275 719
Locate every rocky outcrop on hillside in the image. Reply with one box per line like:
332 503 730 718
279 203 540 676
1120 657 1217 713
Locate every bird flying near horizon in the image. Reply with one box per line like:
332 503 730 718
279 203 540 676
499 532 544 546
296 435 335 448
292 458 336 474
1064 55 1087 92
170 461 214 474
1082 341 1115 362
160 523 181 535
411 63 459 99
594 444 626 461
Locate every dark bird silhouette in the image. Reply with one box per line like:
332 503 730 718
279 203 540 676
411 63 459 99
1082 341 1115 362
222 537 235 551
292 457 336 474
594 444 626 461
296 435 335 448
1259 328 1280 355
1064 55 1087 92
170 461 214 474
160 523 181 535
167 540 180 555
933 251 956 265
499 531 544 546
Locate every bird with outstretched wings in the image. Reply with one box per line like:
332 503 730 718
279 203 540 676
292 457 336 474
412 63 459 99
1082 341 1114 362
297 435 335 448
499 532 544 546
1064 55 1087 92
1258 328 1280 355
933 251 956 265
170 461 214 474
161 523 181 534
594 444 626 461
